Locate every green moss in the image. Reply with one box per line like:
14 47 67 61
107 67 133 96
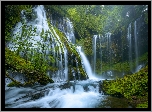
76 37 93 56
5 47 54 87
5 47 34 72
96 52 148 75
5 5 33 44
7 81 22 87
136 101 148 108
102 65 148 107
50 24 88 81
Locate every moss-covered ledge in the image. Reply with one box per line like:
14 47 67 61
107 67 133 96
55 27 88 80
5 47 54 87
102 65 148 108
47 21 88 81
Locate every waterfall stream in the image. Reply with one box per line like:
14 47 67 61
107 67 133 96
5 80 104 108
93 35 97 75
127 23 133 72
76 46 98 80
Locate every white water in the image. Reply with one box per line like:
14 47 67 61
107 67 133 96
128 20 142 73
127 23 133 72
5 80 104 108
76 46 98 80
64 18 75 44
93 35 97 75
7 5 70 82
135 64 143 72
106 32 112 70
99 35 102 74
64 47 68 81
134 20 139 71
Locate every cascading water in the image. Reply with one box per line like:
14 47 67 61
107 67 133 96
92 33 113 77
64 18 75 44
93 35 97 75
134 20 139 72
127 23 133 73
64 47 68 81
134 21 138 68
103 32 113 77
7 5 70 83
99 35 102 74
5 80 106 108
127 19 143 73
52 17 75 44
106 32 112 70
76 46 98 80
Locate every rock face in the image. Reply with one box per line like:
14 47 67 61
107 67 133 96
5 5 88 87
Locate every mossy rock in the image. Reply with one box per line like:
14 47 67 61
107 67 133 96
5 47 54 86
52 25 88 81
102 65 148 104
7 81 23 87
136 101 148 108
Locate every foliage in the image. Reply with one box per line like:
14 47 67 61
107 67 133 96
5 5 33 44
45 5 148 39
76 37 93 56
7 18 57 72
136 101 148 108
95 52 148 74
51 24 88 80
44 5 148 71
5 4 88 86
102 65 148 108
5 47 54 86
5 5 58 87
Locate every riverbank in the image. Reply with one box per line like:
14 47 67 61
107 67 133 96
102 65 148 108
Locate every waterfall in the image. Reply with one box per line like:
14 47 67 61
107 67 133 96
52 17 76 44
6 5 91 83
127 19 145 73
127 23 133 72
64 47 68 81
64 18 75 44
7 5 71 83
106 32 112 70
121 31 125 75
134 21 139 70
93 35 97 75
77 46 97 80
99 35 102 74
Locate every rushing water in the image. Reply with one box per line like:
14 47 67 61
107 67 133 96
77 46 98 80
93 35 97 75
127 18 144 73
127 23 133 73
7 5 71 82
5 80 101 108
5 79 132 108
99 35 103 74
106 32 112 70
134 20 138 68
